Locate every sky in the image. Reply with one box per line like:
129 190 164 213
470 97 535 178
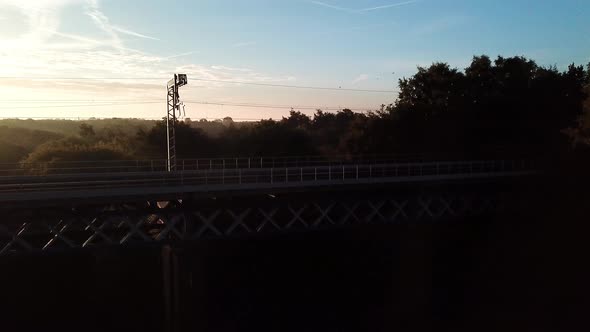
0 0 589 120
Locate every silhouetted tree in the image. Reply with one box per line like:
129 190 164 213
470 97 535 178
78 123 96 139
282 110 311 130
20 137 133 174
361 56 590 157
223 117 234 127
143 121 216 158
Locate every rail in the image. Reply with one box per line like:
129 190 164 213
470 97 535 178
0 160 537 196
0 152 534 177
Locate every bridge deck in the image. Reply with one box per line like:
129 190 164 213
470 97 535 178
0 160 537 204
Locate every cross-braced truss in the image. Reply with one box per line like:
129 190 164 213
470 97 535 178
0 193 498 256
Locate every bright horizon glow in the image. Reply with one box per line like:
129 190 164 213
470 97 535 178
0 0 588 120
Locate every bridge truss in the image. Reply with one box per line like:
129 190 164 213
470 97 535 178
0 189 501 257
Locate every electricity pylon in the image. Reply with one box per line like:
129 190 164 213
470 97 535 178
166 74 188 172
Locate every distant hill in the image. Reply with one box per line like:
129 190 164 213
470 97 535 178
0 142 27 163
0 126 65 163
0 126 64 150
0 119 157 136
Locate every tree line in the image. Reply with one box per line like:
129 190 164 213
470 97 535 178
1 55 589 169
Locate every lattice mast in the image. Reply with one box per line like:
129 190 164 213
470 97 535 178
166 74 187 172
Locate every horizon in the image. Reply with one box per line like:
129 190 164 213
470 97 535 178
0 0 589 120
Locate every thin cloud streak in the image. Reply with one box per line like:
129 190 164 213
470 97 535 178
308 1 356 13
43 29 103 45
308 0 420 13
112 26 160 41
360 0 420 12
163 51 198 60
84 0 123 49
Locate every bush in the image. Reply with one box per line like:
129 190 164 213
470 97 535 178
20 137 133 174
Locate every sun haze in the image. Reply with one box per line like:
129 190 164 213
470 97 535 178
0 0 588 120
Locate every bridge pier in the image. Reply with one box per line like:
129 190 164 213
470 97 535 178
162 245 182 332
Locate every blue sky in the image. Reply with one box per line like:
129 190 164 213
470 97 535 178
0 0 589 119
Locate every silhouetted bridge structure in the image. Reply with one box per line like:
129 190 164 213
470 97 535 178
0 157 538 256
0 155 543 332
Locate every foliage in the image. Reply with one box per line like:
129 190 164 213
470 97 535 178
363 55 590 156
2 54 589 165
138 121 216 158
78 123 96 139
20 137 134 174
0 142 27 164
0 126 64 163
0 118 156 136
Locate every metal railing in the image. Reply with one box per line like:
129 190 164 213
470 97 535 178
0 152 535 177
0 160 538 195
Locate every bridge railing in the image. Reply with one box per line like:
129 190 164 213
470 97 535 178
0 153 535 177
0 160 538 194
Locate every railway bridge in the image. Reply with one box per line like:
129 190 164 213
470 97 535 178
0 157 537 255
0 155 541 332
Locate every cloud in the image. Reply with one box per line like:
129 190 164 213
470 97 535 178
112 26 159 41
211 65 253 72
360 1 420 12
308 0 420 13
0 1 159 45
43 29 103 45
0 0 84 10
0 1 66 47
0 0 293 102
308 1 355 13
163 51 197 60
84 0 123 49
352 74 369 84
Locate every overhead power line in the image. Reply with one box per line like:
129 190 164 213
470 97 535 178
188 78 394 93
0 116 285 121
183 101 373 111
0 77 160 80
2 101 162 110
1 100 378 111
0 76 394 93
0 99 162 103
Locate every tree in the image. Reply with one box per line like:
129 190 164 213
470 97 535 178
20 137 133 174
356 55 590 156
0 142 26 163
223 117 234 127
78 123 96 139
282 110 311 130
567 76 590 146
143 120 216 158
396 62 466 115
